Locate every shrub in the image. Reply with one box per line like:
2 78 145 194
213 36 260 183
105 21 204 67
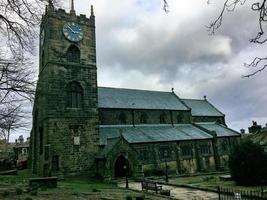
202 176 215 182
30 183 39 191
24 197 33 200
92 188 100 192
126 195 132 200
160 190 171 196
40 185 47 191
144 168 165 177
72 192 79 196
2 190 9 197
229 140 267 186
136 196 145 200
30 190 37 196
16 187 23 195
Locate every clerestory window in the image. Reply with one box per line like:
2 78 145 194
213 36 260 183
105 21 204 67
159 113 166 124
118 112 127 124
66 82 83 108
140 113 148 124
177 114 182 123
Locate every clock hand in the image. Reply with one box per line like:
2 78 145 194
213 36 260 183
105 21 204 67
67 25 75 33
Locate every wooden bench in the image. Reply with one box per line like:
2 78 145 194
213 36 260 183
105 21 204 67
141 180 162 193
29 176 58 188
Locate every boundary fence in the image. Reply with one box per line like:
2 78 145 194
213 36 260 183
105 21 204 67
218 186 267 200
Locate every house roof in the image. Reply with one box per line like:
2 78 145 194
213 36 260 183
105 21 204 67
98 87 189 111
196 122 240 137
181 99 224 117
99 124 213 145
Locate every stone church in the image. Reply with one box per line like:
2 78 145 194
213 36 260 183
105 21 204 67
29 3 241 178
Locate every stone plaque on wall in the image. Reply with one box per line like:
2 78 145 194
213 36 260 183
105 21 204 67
74 136 80 145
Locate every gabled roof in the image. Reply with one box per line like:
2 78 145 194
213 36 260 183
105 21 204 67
181 99 224 117
99 124 213 145
98 87 189 111
196 122 240 137
97 137 121 158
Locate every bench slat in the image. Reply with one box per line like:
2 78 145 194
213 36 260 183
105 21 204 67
141 180 162 193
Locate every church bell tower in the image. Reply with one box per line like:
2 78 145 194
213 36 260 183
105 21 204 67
30 1 99 176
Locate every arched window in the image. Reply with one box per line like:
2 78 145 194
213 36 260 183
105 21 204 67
66 82 83 108
118 112 127 124
160 113 166 124
67 45 80 63
140 113 148 124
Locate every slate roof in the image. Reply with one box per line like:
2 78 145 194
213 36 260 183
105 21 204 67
97 137 120 158
98 87 189 111
196 122 240 137
99 124 213 145
181 99 224 117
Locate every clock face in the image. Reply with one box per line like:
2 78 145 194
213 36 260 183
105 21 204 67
63 23 84 42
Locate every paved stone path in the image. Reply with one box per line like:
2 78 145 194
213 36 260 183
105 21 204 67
118 181 219 200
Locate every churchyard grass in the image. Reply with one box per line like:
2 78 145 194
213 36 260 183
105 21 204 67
153 174 263 191
0 170 168 199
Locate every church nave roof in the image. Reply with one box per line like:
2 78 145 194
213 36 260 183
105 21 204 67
98 87 189 111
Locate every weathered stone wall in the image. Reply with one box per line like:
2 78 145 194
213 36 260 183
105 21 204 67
96 138 140 178
130 139 216 176
216 136 240 170
30 7 99 176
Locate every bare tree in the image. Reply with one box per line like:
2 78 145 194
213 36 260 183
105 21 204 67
0 0 54 138
0 0 62 57
0 104 29 152
207 0 267 77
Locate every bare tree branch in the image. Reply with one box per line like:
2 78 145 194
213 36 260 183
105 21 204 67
208 0 267 77
163 0 169 13
0 0 54 134
242 57 267 77
207 0 246 35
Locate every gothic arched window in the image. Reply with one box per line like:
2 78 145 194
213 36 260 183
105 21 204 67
66 82 83 108
118 112 127 124
67 45 80 63
140 113 148 124
160 113 166 124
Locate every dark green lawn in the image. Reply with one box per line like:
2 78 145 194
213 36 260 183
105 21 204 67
154 174 263 192
0 170 169 200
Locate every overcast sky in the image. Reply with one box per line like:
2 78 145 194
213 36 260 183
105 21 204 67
11 0 267 141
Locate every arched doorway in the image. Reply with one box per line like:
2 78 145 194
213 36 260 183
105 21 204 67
114 155 129 177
